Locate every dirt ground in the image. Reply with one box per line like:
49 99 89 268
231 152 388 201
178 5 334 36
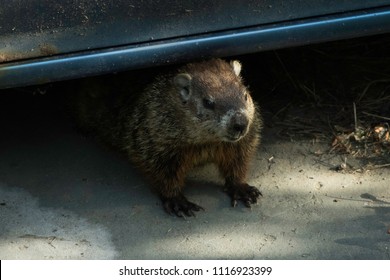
0 35 389 260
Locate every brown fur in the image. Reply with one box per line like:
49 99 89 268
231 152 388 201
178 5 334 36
73 58 263 217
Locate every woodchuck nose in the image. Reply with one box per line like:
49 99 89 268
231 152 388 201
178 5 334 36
73 58 263 217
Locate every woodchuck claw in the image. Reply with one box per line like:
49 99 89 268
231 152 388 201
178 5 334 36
162 194 204 218
225 183 262 208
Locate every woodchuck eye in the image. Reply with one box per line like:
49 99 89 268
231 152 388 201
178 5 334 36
202 98 215 110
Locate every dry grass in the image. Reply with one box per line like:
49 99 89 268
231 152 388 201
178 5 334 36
257 34 390 170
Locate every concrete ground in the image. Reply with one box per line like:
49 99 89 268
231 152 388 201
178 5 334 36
0 85 389 260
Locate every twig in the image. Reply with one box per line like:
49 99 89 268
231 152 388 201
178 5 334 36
357 79 390 103
366 163 390 170
324 194 371 203
274 51 298 90
362 111 390 121
353 102 358 131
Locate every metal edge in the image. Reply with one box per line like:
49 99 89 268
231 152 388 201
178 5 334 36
1 6 390 89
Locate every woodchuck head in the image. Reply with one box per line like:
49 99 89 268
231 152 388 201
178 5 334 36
173 58 257 143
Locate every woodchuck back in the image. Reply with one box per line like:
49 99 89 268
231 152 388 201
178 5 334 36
73 58 263 217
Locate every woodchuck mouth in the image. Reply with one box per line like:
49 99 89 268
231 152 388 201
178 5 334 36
224 134 245 142
220 110 250 142
224 122 249 142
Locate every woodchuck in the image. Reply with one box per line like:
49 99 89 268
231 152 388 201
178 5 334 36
73 58 263 217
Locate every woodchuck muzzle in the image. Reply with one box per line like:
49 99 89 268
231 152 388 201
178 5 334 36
73 58 263 217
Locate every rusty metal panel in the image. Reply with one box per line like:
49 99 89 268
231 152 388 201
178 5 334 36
1 0 390 63
1 1 390 88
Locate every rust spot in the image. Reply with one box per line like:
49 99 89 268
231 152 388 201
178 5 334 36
0 43 59 64
0 52 27 63
39 43 59 56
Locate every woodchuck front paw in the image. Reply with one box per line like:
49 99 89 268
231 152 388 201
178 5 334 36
225 183 262 208
162 194 204 218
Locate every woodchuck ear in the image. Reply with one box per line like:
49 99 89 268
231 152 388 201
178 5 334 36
230 60 242 76
174 73 192 102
